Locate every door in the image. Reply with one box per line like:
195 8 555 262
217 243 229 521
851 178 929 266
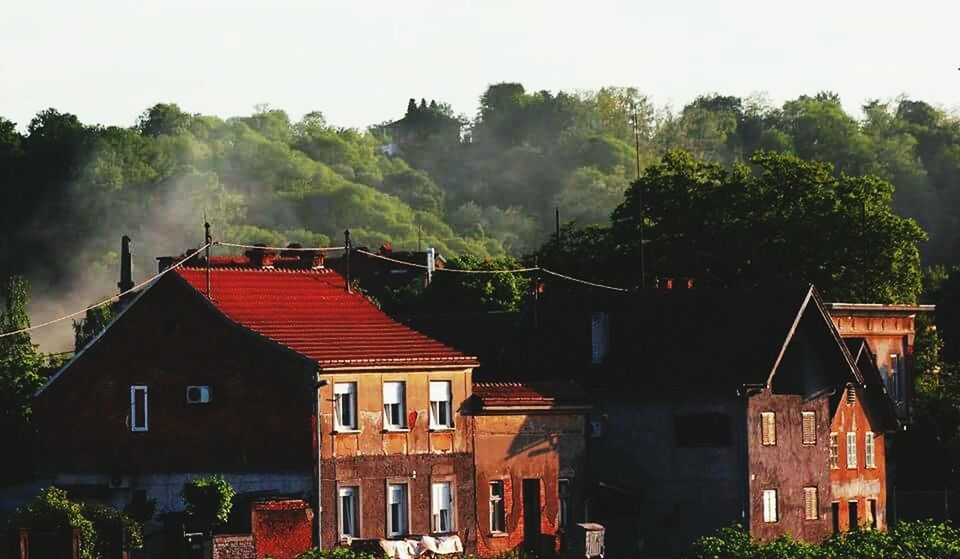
848 500 859 530
831 502 840 534
523 479 541 552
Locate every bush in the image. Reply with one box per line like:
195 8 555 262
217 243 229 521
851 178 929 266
181 475 236 530
15 487 97 559
81 501 143 556
685 521 960 559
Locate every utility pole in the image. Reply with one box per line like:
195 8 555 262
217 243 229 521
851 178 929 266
204 221 212 299
344 229 352 293
555 207 561 267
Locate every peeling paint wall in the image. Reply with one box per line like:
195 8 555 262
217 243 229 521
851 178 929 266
317 368 475 548
473 412 587 557
747 389 832 542
829 386 887 531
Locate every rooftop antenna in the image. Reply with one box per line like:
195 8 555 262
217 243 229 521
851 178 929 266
204 219 212 299
632 102 646 289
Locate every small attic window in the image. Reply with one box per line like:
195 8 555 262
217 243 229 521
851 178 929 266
591 312 609 364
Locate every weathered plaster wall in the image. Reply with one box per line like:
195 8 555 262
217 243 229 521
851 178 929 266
473 413 587 556
829 386 887 531
588 393 746 558
747 390 832 542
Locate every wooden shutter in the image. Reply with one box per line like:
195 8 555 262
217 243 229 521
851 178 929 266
761 412 776 445
801 411 816 445
865 432 876 468
829 433 839 469
804 487 818 520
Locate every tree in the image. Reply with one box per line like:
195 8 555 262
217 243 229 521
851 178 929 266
608 150 925 302
0 276 45 483
73 304 116 353
181 475 236 533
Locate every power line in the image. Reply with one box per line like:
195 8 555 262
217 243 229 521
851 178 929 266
216 242 346 252
0 243 212 340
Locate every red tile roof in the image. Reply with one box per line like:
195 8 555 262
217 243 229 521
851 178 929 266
472 381 589 406
174 267 477 369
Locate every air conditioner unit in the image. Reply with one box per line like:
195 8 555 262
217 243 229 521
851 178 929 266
588 421 604 438
186 385 212 404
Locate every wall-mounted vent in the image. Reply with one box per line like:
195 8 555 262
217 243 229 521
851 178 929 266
846 384 856 405
186 385 212 404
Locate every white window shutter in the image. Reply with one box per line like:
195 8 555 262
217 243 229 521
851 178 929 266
430 381 451 402
384 382 403 404
335 382 355 395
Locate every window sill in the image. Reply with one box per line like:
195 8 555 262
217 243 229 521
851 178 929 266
383 428 410 433
487 532 508 538
333 429 361 435
429 427 456 432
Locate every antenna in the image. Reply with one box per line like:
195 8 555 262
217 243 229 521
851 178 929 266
344 229 352 293
632 103 646 289
555 207 561 268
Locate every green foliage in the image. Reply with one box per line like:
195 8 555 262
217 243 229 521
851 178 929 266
15 487 97 559
72 304 116 352
81 501 144 554
181 475 236 529
0 276 46 483
295 548 534 559
685 521 960 559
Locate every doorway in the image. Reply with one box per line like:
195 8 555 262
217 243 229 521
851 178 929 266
848 500 859 530
523 479 541 552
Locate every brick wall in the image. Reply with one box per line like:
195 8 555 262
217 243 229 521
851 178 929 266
252 500 314 559
212 534 255 559
34 274 315 474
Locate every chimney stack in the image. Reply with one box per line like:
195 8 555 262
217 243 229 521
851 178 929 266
118 236 134 304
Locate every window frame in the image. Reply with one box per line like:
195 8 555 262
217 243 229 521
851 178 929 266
803 487 819 520
338 485 360 538
865 431 876 469
489 480 506 534
801 411 817 446
383 381 408 431
386 481 410 537
760 412 776 446
430 480 455 534
130 385 148 432
846 431 858 469
829 433 839 469
334 382 358 432
429 380 454 430
762 489 778 523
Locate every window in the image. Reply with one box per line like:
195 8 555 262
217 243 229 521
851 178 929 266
339 486 359 537
868 499 878 529
429 381 453 429
558 479 570 528
865 432 876 469
674 413 732 447
431 481 454 533
846 384 857 404
334 382 358 431
889 354 901 402
761 412 776 446
801 411 817 445
383 382 407 430
829 433 839 469
846 432 857 469
489 481 506 533
762 489 778 523
849 500 859 530
804 487 819 520
387 483 409 537
591 312 609 364
130 385 148 432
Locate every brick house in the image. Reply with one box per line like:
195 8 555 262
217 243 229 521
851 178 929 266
33 246 478 552
495 285 895 557
470 382 590 557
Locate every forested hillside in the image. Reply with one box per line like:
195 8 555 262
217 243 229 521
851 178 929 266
1 84 959 349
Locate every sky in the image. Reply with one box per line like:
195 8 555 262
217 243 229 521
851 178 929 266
2 0 957 130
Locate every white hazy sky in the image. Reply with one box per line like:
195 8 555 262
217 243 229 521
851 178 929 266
1 0 957 129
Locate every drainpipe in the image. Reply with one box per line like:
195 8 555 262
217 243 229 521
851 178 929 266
313 372 327 549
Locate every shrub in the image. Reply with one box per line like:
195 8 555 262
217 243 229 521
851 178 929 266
15 487 97 559
81 501 144 556
181 475 236 530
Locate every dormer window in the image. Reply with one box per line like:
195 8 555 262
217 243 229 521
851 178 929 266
591 312 609 364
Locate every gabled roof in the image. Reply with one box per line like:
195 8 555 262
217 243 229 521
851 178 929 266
174 267 477 369
472 381 590 412
844 338 901 431
503 285 861 391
